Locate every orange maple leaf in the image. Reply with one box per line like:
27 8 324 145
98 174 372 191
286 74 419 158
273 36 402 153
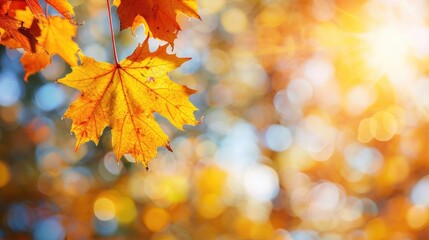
20 51 50 80
116 0 200 44
58 38 199 165
18 11 79 79
22 0 74 20
0 28 22 48
0 2 40 52
0 0 11 15
44 0 74 20
24 0 44 17
0 16 39 51
0 0 78 79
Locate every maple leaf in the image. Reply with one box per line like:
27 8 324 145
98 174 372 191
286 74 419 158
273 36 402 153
24 0 43 17
0 0 76 52
58 38 199 165
0 2 41 52
44 0 74 20
13 3 34 28
10 5 79 79
36 16 79 65
18 12 79 79
0 15 39 51
116 0 200 44
0 28 22 48
20 0 74 20
20 51 50 80
0 0 10 15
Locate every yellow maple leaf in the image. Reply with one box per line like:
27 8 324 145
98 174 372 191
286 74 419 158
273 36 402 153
15 7 79 79
37 16 79 66
58 38 199 166
116 0 200 44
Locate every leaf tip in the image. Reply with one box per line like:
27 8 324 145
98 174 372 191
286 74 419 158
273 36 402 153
166 142 173 152
196 115 204 125
183 85 197 95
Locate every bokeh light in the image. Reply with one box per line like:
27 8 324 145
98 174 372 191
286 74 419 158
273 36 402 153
34 83 66 112
0 71 22 107
0 161 11 187
33 217 65 240
94 197 116 221
143 207 170 232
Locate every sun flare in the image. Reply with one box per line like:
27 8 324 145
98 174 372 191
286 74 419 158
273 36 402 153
364 25 410 73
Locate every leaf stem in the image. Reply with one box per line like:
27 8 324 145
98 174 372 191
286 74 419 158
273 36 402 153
106 0 120 66
45 4 49 18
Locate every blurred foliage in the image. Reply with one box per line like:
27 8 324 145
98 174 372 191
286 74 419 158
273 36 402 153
2 0 429 239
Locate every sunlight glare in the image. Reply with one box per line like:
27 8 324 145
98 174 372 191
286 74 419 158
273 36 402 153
364 25 410 73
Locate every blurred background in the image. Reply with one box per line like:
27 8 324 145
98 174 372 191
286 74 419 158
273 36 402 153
2 0 429 239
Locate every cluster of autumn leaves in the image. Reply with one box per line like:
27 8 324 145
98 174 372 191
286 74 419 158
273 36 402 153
0 0 78 79
0 0 201 166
